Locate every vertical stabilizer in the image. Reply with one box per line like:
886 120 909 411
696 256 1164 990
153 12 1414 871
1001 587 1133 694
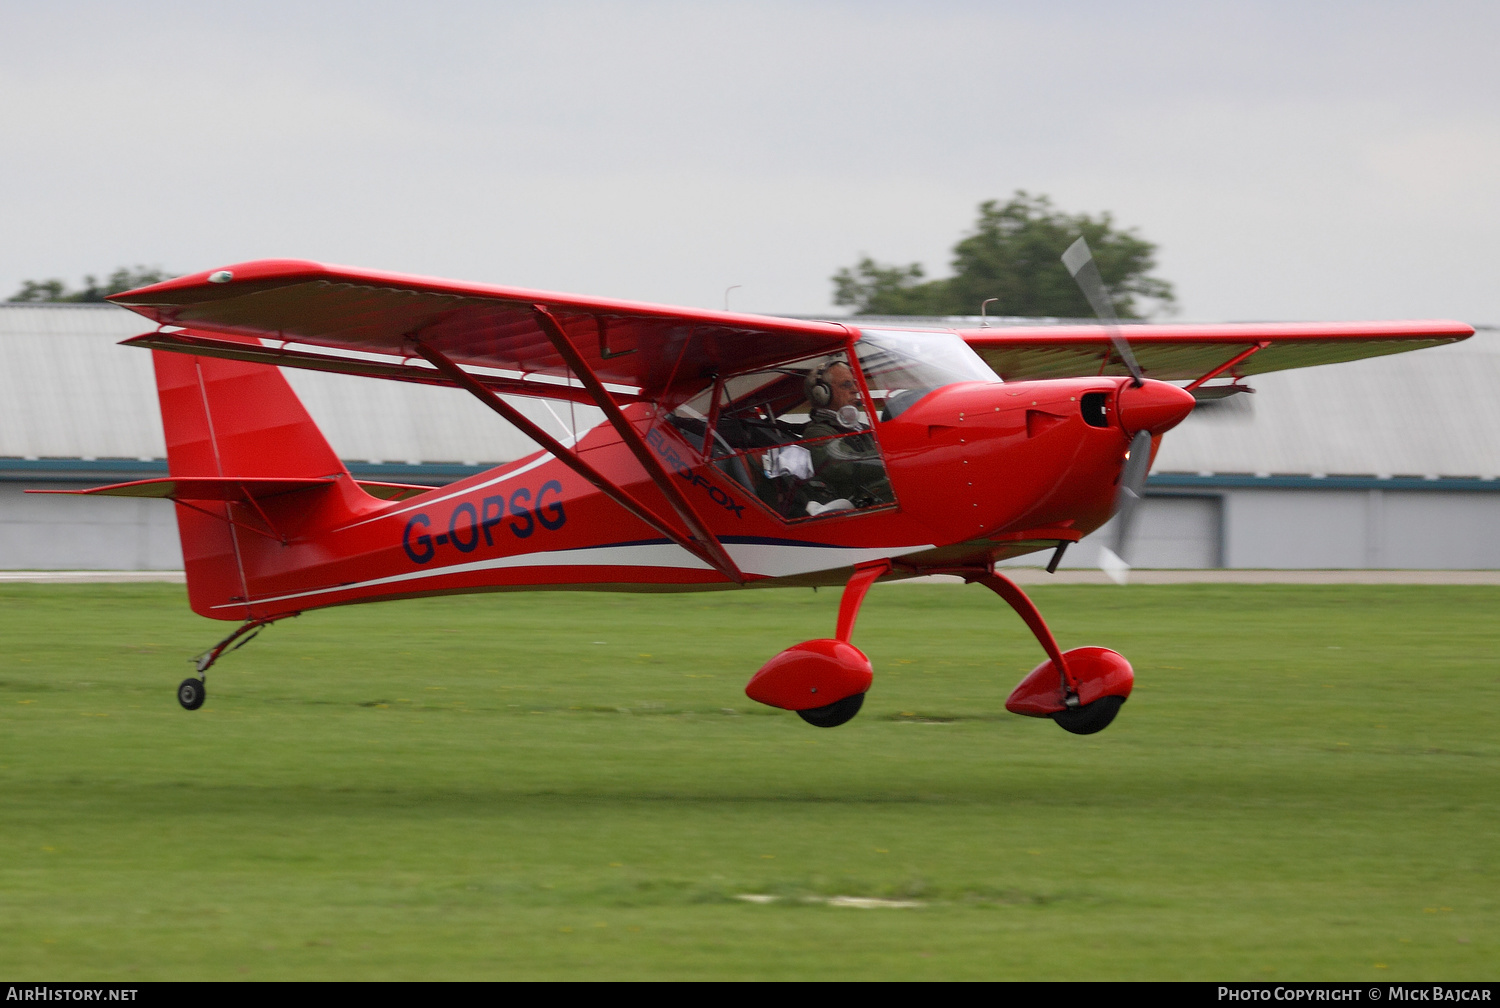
153 346 353 619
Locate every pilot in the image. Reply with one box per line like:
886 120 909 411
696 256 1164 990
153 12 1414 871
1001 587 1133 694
801 360 893 513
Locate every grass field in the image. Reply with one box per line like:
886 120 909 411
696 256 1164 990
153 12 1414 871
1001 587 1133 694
1 582 1495 981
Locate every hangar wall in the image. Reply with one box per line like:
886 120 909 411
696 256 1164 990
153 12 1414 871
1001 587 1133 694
1221 487 1500 569
1009 483 1500 571
0 478 179 570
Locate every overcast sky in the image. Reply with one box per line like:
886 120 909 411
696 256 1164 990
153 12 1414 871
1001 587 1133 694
3 1 1496 323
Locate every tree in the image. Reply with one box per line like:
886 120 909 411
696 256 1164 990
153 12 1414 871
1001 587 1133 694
831 192 1175 319
7 266 174 303
831 259 951 316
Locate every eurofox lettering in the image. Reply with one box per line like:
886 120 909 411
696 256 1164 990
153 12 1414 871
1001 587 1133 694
645 426 745 518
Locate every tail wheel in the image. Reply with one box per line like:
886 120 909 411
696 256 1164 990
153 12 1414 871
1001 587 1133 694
177 678 206 711
796 692 865 728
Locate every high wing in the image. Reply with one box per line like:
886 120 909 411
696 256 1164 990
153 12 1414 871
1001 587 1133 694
961 320 1473 392
109 261 1471 400
110 260 850 406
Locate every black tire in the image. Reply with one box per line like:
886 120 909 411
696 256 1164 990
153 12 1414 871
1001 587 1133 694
177 678 206 711
796 692 865 728
1050 694 1125 735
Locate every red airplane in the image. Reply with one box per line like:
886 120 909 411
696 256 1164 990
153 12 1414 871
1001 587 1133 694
40 253 1470 735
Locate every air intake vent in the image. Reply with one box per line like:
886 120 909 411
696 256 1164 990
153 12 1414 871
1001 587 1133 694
1081 391 1111 428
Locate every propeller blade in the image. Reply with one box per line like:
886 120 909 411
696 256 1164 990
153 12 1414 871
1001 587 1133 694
1062 236 1156 583
1101 429 1154 585
1062 236 1144 387
1099 546 1130 586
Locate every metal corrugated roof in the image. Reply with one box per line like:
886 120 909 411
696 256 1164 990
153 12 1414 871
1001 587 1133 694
2 304 1492 478
0 304 163 460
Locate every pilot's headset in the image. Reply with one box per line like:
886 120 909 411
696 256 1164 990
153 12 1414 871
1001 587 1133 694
805 359 862 429
805 359 838 410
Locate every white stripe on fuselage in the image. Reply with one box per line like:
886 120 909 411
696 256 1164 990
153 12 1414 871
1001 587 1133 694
212 540 935 610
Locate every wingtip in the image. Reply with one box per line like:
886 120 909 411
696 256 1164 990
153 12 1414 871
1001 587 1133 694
106 259 333 305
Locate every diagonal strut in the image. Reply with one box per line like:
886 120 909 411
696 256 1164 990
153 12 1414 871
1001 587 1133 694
530 305 745 583
409 335 744 583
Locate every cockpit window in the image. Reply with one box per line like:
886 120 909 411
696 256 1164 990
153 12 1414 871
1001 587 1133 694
856 329 1000 420
667 350 895 522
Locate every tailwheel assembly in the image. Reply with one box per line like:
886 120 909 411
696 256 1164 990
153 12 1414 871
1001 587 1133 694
178 613 294 711
746 560 889 727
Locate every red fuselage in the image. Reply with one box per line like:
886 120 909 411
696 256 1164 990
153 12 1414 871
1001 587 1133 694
187 375 1192 621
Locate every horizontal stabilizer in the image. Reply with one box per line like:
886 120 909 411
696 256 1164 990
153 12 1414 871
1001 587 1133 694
352 481 434 501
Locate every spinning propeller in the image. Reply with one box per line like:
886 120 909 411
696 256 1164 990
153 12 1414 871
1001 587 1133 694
1062 236 1144 389
1061 237 1173 584
1098 429 1154 585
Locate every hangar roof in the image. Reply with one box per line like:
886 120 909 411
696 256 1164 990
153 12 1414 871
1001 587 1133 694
2 304 1495 480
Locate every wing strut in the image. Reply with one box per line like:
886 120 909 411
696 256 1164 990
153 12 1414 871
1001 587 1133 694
408 336 745 583
530 305 745 583
1184 341 1270 391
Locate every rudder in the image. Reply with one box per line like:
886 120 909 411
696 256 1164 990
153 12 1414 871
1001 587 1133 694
153 347 354 620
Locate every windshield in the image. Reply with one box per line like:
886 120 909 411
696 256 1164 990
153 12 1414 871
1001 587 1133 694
855 329 999 420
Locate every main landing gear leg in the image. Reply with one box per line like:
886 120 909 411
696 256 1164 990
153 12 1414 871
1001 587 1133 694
965 568 1134 735
179 614 291 711
745 559 892 727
